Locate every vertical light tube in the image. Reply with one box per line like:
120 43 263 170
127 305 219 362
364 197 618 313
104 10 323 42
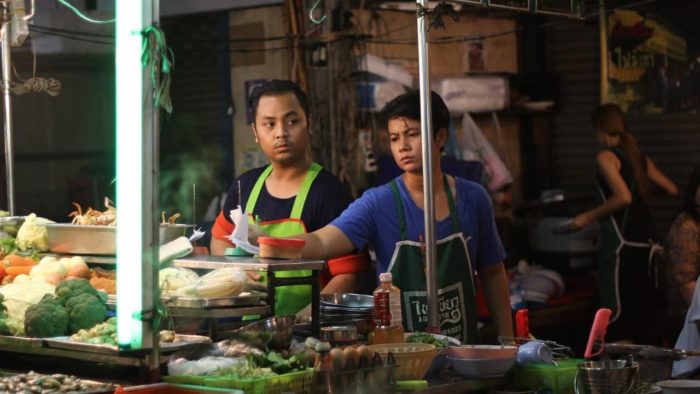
115 0 154 350
416 0 438 330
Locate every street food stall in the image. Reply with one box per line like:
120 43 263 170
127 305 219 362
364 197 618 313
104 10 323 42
0 0 697 393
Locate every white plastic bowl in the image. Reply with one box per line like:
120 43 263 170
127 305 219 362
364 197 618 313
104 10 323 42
448 355 516 378
657 380 700 394
448 344 518 359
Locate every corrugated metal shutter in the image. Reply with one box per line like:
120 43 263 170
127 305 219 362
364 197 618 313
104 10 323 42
549 20 601 196
549 19 700 235
161 13 225 154
630 115 700 233
159 12 233 225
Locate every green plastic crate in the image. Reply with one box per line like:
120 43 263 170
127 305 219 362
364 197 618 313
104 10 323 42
511 358 583 394
203 369 313 394
162 375 211 386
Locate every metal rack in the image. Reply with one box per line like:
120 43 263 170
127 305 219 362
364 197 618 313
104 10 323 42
171 255 326 338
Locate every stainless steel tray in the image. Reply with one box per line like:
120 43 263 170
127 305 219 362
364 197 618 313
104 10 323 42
321 293 374 309
163 293 262 308
44 334 211 354
107 294 262 310
40 223 194 255
0 334 44 348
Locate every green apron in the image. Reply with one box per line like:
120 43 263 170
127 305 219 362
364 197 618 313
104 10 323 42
387 176 479 344
597 175 661 323
246 163 321 315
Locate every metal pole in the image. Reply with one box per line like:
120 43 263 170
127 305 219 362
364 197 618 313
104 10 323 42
328 45 337 174
598 0 608 103
416 0 439 331
1 20 15 215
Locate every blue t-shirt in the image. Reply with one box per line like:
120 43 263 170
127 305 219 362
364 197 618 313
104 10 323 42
221 165 353 232
331 175 505 275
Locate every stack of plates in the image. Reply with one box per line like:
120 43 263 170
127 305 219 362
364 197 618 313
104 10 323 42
520 269 565 304
320 293 374 336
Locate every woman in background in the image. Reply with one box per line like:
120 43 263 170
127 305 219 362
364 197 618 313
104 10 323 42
572 103 678 345
666 165 700 338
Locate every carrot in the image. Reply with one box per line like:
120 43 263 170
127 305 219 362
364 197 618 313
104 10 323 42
3 254 35 267
6 265 33 277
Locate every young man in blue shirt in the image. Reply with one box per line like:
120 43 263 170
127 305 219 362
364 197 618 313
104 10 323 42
293 90 513 343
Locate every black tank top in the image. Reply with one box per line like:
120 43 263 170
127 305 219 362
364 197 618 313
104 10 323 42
596 147 656 243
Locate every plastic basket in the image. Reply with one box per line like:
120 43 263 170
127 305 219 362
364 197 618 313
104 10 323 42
511 358 583 394
162 375 211 386
367 343 437 380
203 369 313 394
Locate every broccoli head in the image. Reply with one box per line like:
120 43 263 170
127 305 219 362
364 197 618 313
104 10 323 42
0 293 8 334
24 294 68 338
65 293 107 334
56 278 98 306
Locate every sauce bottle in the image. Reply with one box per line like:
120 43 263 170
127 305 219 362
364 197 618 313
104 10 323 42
370 272 404 344
313 341 334 394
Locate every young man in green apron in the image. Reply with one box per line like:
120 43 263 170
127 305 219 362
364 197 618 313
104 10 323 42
210 80 368 316
289 90 514 344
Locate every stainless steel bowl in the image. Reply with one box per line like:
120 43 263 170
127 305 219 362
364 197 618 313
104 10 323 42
40 223 194 255
232 315 295 350
321 293 374 309
320 325 358 346
322 318 372 337
0 216 25 237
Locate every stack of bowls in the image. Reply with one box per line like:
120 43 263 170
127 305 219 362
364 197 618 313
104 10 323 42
320 293 374 337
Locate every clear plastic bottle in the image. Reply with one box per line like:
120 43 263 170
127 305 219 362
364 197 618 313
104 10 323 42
370 272 404 344
313 341 334 394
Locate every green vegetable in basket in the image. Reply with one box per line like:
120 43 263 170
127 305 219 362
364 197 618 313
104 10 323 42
250 351 306 375
406 332 449 348
217 358 277 380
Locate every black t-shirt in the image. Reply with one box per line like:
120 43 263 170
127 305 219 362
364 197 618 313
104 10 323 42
221 165 353 232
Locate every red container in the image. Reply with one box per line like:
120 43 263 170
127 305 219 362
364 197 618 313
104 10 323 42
117 383 241 394
257 237 305 259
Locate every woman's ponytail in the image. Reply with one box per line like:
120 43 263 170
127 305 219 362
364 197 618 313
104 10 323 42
592 104 651 199
618 131 650 198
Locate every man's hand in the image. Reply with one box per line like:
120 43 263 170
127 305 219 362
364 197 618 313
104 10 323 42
247 222 267 246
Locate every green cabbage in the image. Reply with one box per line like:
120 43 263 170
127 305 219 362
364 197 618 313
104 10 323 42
159 267 199 296
0 281 56 336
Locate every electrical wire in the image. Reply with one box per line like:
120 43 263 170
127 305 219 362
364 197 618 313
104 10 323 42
8 53 62 96
28 30 113 45
57 0 115 24
22 0 660 54
29 24 113 38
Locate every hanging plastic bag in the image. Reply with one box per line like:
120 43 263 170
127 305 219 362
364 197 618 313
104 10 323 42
459 114 513 192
